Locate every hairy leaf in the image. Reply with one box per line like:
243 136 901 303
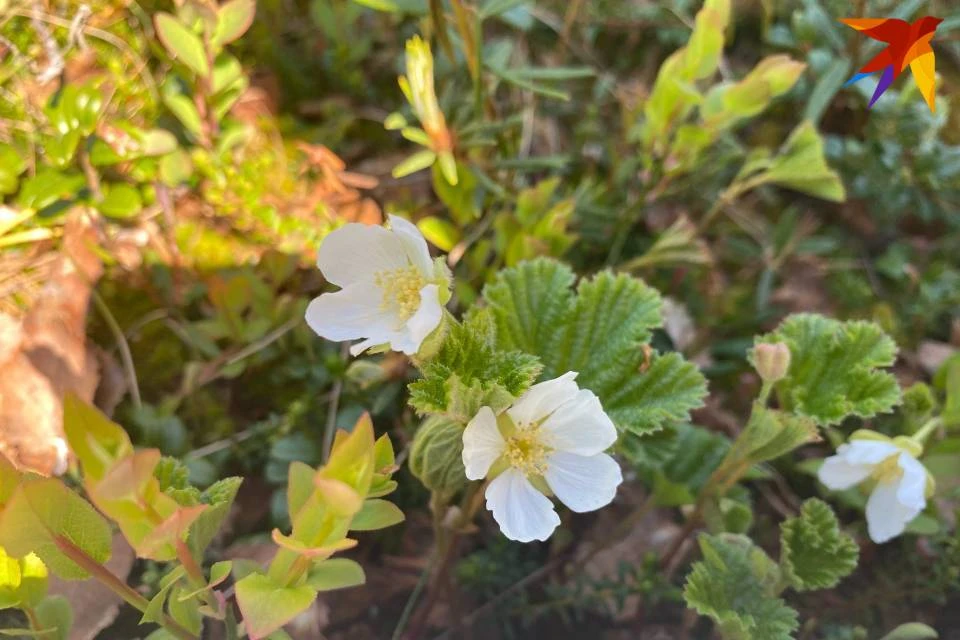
779 499 858 592
409 415 467 496
408 308 541 422
755 314 901 426
483 258 706 435
684 534 798 640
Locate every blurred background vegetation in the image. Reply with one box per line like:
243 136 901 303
0 0 958 637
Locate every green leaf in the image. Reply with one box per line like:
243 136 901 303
761 122 846 202
408 309 541 422
879 623 939 640
235 572 317 640
487 65 571 101
305 558 365 592
755 314 901 426
349 499 404 531
417 216 461 252
779 499 858 592
682 0 731 81
62 394 134 483
0 145 26 195
98 183 143 219
392 150 436 178
737 405 820 464
683 534 798 640
189 476 243 558
15 170 84 211
804 59 850 124
0 479 112 580
408 416 468 496
213 0 255 47
483 258 706 435
33 596 72 640
155 13 210 77
163 91 204 137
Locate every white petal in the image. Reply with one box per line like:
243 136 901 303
462 407 506 480
544 451 622 513
318 223 407 287
896 453 928 512
866 478 922 544
837 439 901 465
388 214 433 275
817 456 874 491
349 338 380 357
305 282 390 342
539 389 617 456
393 284 443 355
507 372 579 426
485 468 560 542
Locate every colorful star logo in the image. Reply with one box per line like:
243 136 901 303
840 16 942 112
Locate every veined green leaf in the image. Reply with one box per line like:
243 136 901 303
235 572 316 640
779 499 858 592
0 479 112 580
755 314 901 426
684 534 798 640
483 259 706 435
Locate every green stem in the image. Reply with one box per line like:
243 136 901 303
53 535 197 640
911 417 942 447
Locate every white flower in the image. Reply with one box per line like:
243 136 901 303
818 433 934 544
462 372 623 542
305 215 450 356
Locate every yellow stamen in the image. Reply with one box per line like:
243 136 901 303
374 265 426 321
505 427 551 476
871 453 903 484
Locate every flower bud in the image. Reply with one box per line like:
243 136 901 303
752 342 791 383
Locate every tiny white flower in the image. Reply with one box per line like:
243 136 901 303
305 215 450 356
818 432 934 544
462 372 623 542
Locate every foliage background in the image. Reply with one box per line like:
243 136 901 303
0 0 959 637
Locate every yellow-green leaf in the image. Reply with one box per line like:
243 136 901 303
305 558 365 592
235 573 317 640
349 499 404 531
0 479 112 580
213 0 255 47
155 13 210 77
63 394 133 483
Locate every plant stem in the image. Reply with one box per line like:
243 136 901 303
53 535 197 640
92 291 142 409
911 417 942 447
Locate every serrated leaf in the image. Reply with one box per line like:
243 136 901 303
408 309 541 422
755 314 901 426
155 13 210 77
683 534 798 640
235 572 317 640
305 558 365 592
189 476 242 557
0 479 112 580
483 258 706 435
779 499 858 592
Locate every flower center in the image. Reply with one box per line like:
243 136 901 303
871 453 904 484
374 265 426 321
505 427 550 476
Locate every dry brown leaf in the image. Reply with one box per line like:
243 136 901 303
0 211 102 475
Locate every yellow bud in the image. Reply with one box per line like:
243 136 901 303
752 342 791 383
